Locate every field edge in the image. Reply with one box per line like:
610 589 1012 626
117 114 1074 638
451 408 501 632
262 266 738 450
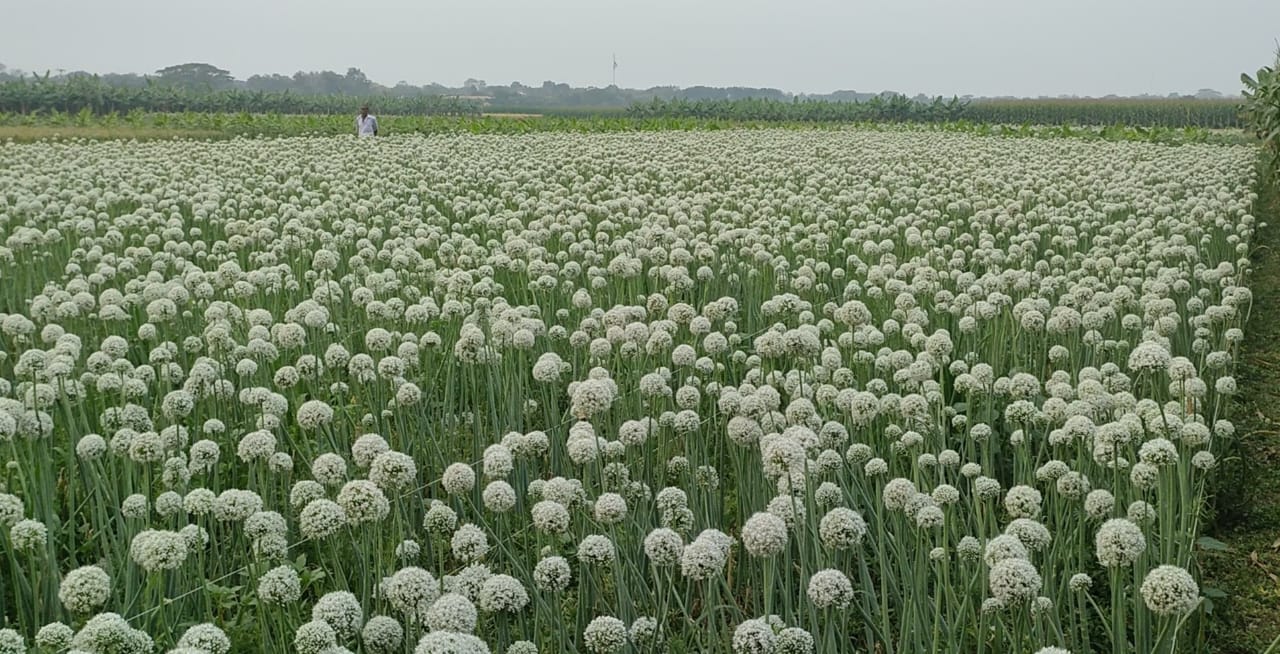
1202 159 1280 654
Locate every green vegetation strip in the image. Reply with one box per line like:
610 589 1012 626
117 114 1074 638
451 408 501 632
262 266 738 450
0 111 1256 145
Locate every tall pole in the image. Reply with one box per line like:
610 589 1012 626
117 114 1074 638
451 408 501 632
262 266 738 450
612 53 617 88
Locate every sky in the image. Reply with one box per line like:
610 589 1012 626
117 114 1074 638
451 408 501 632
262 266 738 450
1 0 1277 97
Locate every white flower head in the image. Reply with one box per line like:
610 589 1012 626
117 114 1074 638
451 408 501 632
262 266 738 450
1140 565 1200 616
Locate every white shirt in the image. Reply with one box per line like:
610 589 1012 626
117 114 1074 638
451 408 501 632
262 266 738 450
356 114 378 137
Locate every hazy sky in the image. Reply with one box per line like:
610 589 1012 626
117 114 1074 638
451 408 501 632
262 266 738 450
2 0 1277 97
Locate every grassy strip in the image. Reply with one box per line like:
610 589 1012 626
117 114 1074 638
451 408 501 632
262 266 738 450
1202 160 1280 654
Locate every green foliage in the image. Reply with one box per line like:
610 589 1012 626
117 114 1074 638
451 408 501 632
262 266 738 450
0 76 480 116
1242 50 1280 163
963 98 1241 128
628 96 1243 128
627 95 969 123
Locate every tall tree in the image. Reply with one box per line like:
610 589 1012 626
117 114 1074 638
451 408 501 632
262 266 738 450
154 63 234 89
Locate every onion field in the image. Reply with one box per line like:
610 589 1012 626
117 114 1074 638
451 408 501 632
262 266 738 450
0 129 1259 654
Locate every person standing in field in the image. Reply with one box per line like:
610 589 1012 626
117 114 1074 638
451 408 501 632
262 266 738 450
356 104 378 137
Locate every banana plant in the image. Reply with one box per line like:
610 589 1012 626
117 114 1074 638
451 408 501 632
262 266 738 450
1241 49 1280 164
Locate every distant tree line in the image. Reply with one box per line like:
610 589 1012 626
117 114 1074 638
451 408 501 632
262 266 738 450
0 62 904 115
0 61 1243 127
0 77 480 116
